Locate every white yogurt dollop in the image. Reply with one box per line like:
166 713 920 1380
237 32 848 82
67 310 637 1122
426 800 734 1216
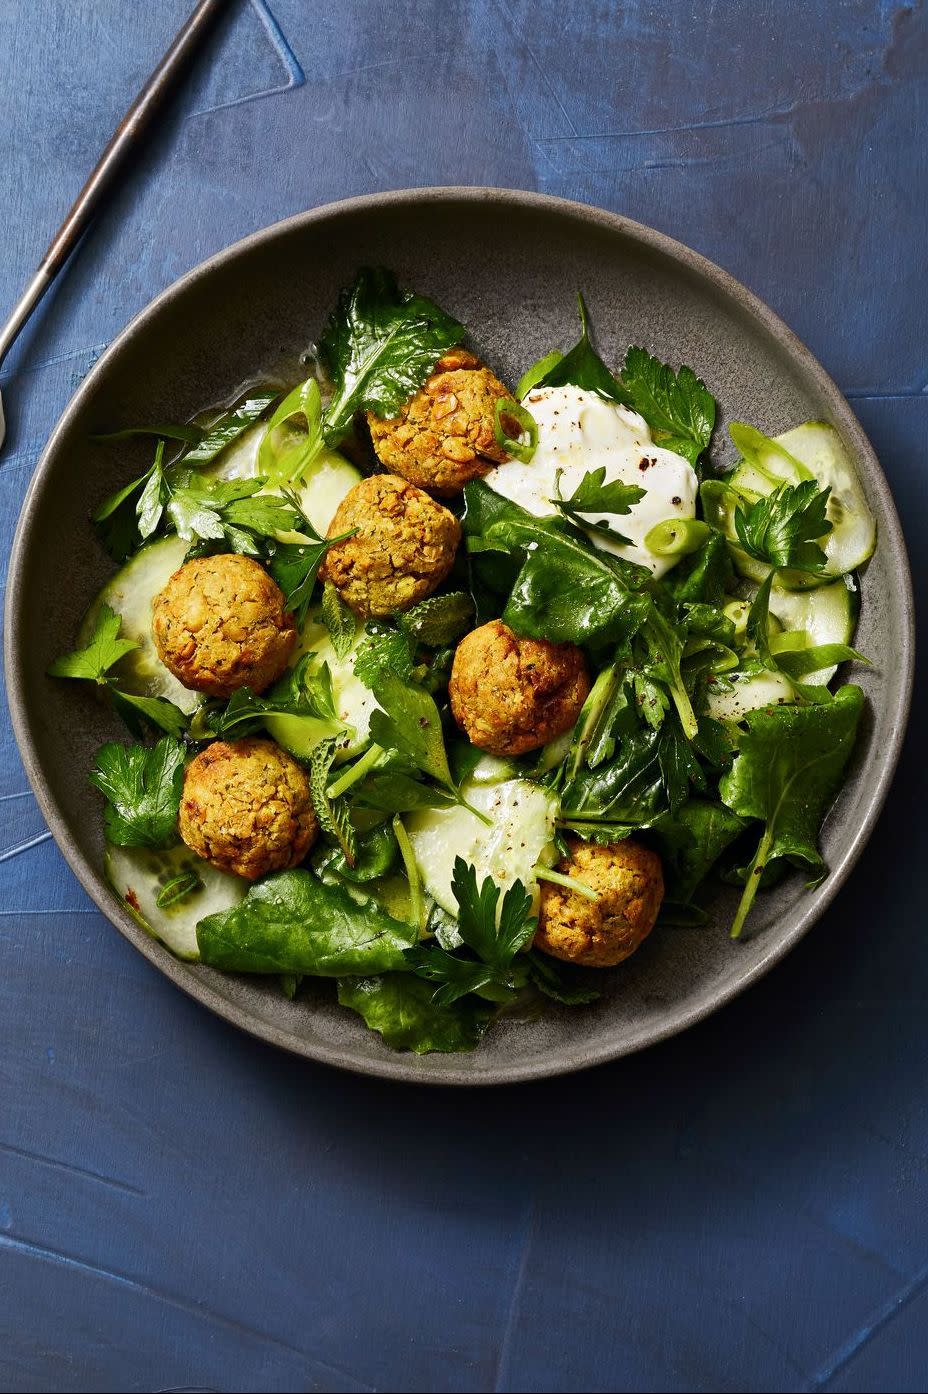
483 385 699 577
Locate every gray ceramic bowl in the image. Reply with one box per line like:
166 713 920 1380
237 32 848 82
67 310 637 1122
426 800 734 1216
5 189 914 1085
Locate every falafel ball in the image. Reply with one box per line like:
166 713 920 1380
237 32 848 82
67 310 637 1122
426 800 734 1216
178 737 318 880
320 473 461 619
367 348 511 495
535 838 664 968
448 619 590 757
152 554 296 699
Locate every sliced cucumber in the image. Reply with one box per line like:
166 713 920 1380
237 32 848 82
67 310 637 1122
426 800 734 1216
80 535 197 713
406 777 559 916
706 669 795 722
265 611 376 764
705 421 876 587
205 423 361 537
766 575 858 684
105 842 246 960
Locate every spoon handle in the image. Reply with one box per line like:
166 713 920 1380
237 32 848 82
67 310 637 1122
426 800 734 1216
0 0 226 369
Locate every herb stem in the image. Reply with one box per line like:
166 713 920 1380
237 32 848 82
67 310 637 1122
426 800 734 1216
392 814 425 933
326 743 383 800
534 866 599 902
730 825 773 940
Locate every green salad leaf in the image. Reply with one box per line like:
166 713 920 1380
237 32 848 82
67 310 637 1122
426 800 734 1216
48 604 138 683
397 592 475 647
89 737 186 849
165 475 299 555
183 393 277 466
309 736 358 866
321 581 358 659
318 267 465 442
616 348 716 467
196 870 416 974
110 689 191 740
207 654 338 738
651 799 747 904
336 975 492 1053
552 466 645 542
526 951 600 1006
269 525 353 625
534 294 625 402
720 684 865 937
734 479 833 573
368 672 456 792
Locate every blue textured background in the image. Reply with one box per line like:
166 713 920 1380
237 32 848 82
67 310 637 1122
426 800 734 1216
1 2 925 1390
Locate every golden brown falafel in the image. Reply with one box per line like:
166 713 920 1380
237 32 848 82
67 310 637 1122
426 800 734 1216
320 473 461 619
448 619 590 757
152 554 296 699
178 737 318 881
367 348 511 495
535 838 664 968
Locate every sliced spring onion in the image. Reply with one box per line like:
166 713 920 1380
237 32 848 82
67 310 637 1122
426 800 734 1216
258 377 324 483
644 517 710 557
516 350 564 401
393 814 425 932
326 743 384 800
493 397 538 464
533 866 599 902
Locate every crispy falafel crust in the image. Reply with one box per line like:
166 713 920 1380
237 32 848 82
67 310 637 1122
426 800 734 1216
535 838 664 968
320 473 461 619
367 348 511 495
178 737 318 881
448 619 590 757
152 553 296 698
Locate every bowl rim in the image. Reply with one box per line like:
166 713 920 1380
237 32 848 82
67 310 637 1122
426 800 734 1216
4 186 915 1086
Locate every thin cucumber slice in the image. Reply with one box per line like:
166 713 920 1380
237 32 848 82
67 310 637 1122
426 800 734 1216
706 669 795 722
705 421 876 587
766 575 858 685
265 611 376 764
79 535 197 713
406 777 559 916
105 841 246 960
204 422 361 537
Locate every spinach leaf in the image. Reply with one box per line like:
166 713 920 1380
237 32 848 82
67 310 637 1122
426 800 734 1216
89 737 186 849
48 604 138 683
314 822 398 883
534 294 625 402
651 799 747 903
719 684 865 937
319 267 465 442
353 770 458 814
561 728 664 825
667 531 733 606
397 592 475 647
336 974 492 1053
734 480 832 573
616 348 716 467
552 466 645 543
183 393 277 466
196 871 416 974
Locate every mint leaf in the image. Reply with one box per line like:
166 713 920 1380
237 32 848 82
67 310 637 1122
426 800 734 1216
321 580 357 659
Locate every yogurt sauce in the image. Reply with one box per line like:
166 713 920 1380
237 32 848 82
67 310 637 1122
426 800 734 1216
483 385 699 577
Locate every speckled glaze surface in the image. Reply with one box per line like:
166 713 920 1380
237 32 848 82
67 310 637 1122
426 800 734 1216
4 189 914 1085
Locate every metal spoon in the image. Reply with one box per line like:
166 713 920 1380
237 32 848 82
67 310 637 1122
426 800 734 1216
0 0 226 451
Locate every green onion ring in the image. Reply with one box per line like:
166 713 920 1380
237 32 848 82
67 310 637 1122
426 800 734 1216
493 397 539 464
644 517 710 557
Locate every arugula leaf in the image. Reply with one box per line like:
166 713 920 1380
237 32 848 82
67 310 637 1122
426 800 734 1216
48 604 138 683
269 532 341 625
561 728 664 826
156 868 202 909
336 974 492 1053
552 466 645 542
719 684 865 937
318 267 465 442
89 737 185 849
534 294 625 402
734 480 833 573
615 347 716 467
321 581 357 659
368 672 456 792
196 870 416 974
668 531 733 606
641 602 699 739
309 736 357 866
184 393 277 467
397 592 475 647
657 716 707 813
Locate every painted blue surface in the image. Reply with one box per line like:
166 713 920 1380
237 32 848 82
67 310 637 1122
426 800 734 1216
1 1 925 1389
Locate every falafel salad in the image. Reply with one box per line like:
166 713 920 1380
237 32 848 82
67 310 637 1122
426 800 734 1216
50 267 876 1055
